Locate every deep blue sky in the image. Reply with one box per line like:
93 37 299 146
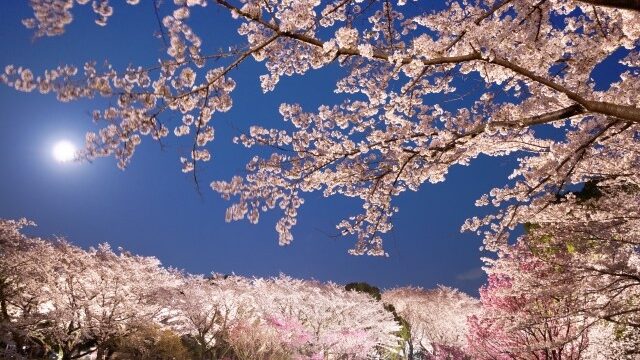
4 1 622 296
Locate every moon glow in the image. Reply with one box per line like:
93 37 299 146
52 140 77 163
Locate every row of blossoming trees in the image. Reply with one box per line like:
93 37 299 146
1 218 480 360
2 215 639 359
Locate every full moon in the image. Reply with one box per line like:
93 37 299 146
52 140 77 163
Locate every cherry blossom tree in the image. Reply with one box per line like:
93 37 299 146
467 273 591 360
11 212 635 358
500 185 639 329
162 274 256 359
42 244 179 359
0 219 180 359
2 0 637 257
67 244 179 359
467 179 639 358
382 286 479 359
0 218 59 358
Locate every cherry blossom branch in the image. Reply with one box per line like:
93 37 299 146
216 0 640 124
486 56 640 124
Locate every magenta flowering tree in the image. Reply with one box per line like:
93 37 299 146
468 178 640 359
467 264 591 359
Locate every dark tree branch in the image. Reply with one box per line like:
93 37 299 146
576 0 640 11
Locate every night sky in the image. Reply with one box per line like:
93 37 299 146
3 1 622 296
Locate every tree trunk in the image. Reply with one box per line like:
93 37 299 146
0 280 10 322
62 347 72 360
96 346 105 360
408 340 414 360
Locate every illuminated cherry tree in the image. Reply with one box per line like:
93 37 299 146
0 218 57 357
1 0 637 256
497 184 639 327
467 273 591 360
382 286 479 359
0 219 179 359
162 274 256 358
468 200 640 360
